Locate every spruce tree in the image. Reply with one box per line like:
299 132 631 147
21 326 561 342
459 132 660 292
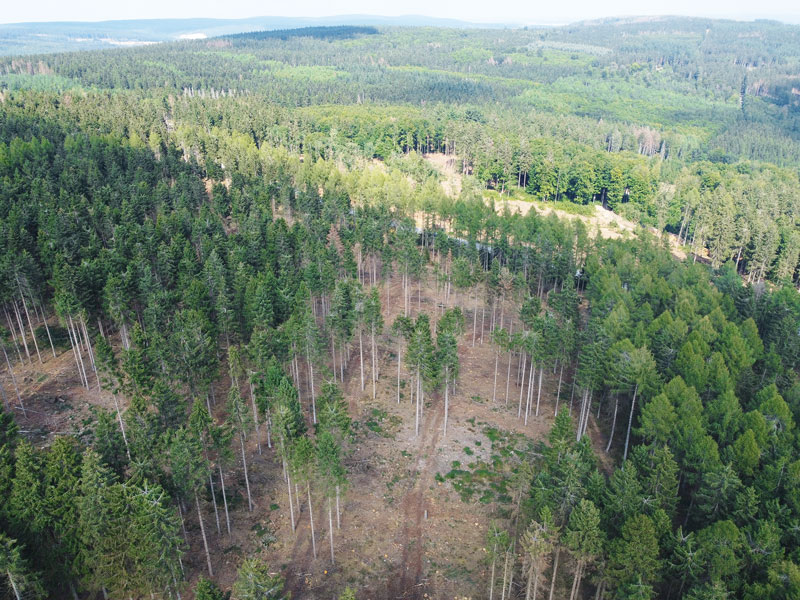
0 533 45 600
232 558 286 600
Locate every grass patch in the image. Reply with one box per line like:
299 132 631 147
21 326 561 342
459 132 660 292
252 522 277 548
386 474 402 490
441 425 538 504
364 407 402 438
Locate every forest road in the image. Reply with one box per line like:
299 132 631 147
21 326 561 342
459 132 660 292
387 398 443 600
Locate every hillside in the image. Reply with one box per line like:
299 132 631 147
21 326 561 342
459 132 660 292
1 18 800 600
0 15 505 55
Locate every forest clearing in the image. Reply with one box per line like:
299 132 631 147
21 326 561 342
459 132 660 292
2 16 800 600
9 268 591 599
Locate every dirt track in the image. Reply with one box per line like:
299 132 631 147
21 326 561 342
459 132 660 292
387 399 443 599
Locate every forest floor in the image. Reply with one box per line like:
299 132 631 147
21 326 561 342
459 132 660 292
265 274 605 600
3 271 612 599
4 335 110 443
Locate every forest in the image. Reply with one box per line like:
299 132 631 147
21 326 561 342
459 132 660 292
1 15 800 600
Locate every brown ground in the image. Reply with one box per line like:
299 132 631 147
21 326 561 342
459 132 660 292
2 269 611 600
3 337 111 442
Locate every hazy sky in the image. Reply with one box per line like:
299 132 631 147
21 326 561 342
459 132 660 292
4 0 799 25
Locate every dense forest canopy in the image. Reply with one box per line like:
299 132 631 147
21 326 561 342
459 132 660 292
1 16 800 600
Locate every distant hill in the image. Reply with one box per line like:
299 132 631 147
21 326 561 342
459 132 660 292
0 15 513 56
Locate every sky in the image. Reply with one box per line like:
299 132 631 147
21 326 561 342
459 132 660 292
4 0 799 25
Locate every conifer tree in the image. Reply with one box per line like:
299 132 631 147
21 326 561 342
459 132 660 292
437 308 464 436
392 315 413 405
0 533 45 600
232 558 286 600
487 523 510 600
94 334 130 461
329 279 355 382
211 421 235 536
363 286 384 399
166 427 214 576
273 399 302 532
117 480 184 598
317 382 350 527
522 507 557 600
189 400 222 534
565 499 604 600
316 429 345 564
406 314 437 437
607 513 661 591
293 282 324 421
227 386 254 512
491 327 509 404
292 436 317 558
77 449 119 597
195 576 225 600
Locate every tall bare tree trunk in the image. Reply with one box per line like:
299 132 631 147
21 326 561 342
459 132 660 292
195 491 213 576
249 380 262 455
80 317 99 389
555 363 564 415
359 329 365 391
218 464 231 535
208 470 220 534
4 304 24 364
36 297 56 358
535 367 543 416
307 350 317 423
489 546 497 600
371 327 377 399
569 560 583 600
239 430 253 511
524 362 535 426
623 384 638 461
548 547 560 600
414 369 421 437
1 342 23 416
606 395 619 453
506 349 513 406
526 564 534 600
444 370 449 437
17 288 41 364
12 302 30 363
286 463 295 532
66 315 89 389
7 569 21 600
501 549 511 600
336 485 341 529
331 338 336 383
328 498 335 564
492 350 499 403
307 482 317 559
472 291 478 347
120 321 130 350
112 393 130 460
397 344 402 404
